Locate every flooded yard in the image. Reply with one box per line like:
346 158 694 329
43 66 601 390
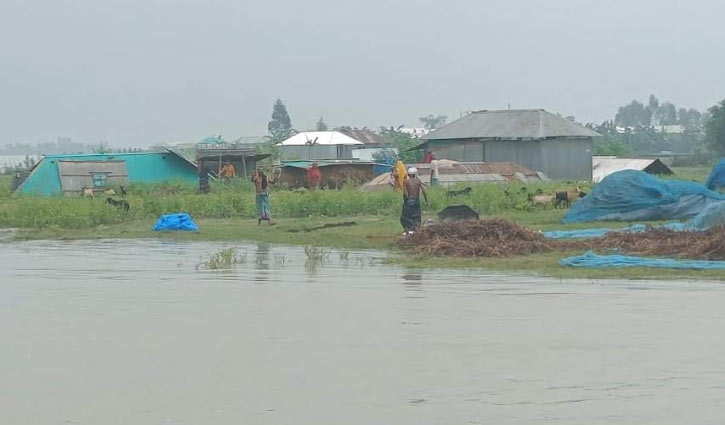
2 239 725 424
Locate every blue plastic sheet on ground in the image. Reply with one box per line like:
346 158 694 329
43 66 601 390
563 170 725 223
546 201 725 239
153 213 198 231
560 251 725 270
706 158 725 191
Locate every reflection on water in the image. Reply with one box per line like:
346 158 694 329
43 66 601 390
1 239 725 424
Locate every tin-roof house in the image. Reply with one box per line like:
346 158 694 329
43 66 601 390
416 109 600 180
278 131 363 160
15 150 198 196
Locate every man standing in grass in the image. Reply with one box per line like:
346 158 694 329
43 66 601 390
401 167 428 235
198 164 211 194
219 162 236 179
252 169 273 225
430 156 440 186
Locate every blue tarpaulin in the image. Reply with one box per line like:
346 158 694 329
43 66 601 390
706 159 725 191
545 202 725 239
560 251 725 270
153 213 198 231
563 170 725 223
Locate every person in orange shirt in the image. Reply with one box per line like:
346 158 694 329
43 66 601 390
219 162 236 179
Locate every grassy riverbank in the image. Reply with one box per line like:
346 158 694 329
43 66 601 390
3 166 723 280
10 214 725 280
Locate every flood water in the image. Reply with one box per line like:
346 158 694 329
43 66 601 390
2 239 725 424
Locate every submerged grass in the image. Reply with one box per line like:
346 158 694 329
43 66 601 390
198 247 248 270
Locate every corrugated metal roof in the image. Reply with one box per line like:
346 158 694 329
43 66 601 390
337 128 385 145
414 161 539 177
279 160 378 169
424 109 600 140
278 131 364 146
592 156 673 182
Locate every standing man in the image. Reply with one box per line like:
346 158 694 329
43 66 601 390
252 169 273 225
219 162 236 179
400 167 428 235
306 162 321 189
430 157 440 186
198 164 211 194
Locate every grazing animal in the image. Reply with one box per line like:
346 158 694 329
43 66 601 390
81 187 94 198
104 188 116 196
119 185 127 197
446 187 472 198
106 197 130 212
578 191 587 198
530 193 556 206
554 186 582 209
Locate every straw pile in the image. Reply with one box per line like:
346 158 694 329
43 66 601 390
592 227 725 260
399 219 555 257
400 220 725 260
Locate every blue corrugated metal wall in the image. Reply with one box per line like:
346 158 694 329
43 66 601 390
18 152 197 196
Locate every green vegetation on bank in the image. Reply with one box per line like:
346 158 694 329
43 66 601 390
1 165 721 280
0 175 10 199
0 178 592 229
10 216 724 280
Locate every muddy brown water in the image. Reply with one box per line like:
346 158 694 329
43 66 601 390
2 239 725 424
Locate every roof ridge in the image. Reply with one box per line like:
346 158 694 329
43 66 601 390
473 109 544 113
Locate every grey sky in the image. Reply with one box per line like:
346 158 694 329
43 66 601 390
1 0 724 146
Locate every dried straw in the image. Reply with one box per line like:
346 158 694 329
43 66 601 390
399 219 555 257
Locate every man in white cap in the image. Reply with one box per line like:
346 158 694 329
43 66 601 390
400 166 428 234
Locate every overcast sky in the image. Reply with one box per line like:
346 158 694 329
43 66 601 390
1 0 724 146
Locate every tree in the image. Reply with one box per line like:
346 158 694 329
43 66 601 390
705 99 725 155
267 99 293 142
648 94 660 112
315 117 328 131
657 102 678 125
419 114 448 130
615 100 651 127
380 126 422 163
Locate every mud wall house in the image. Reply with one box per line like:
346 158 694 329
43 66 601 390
416 109 600 181
15 150 198 196
278 131 363 160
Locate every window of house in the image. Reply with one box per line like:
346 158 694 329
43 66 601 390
92 172 108 188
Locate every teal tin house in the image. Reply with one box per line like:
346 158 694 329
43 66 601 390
16 150 198 196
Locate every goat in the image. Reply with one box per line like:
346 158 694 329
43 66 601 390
81 187 94 198
104 188 116 196
106 197 130 212
554 186 582 209
530 193 556 206
119 185 128 197
446 187 472 198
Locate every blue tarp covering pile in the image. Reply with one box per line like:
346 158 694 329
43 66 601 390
560 251 725 270
706 159 725 191
153 213 199 231
563 170 725 223
545 201 725 239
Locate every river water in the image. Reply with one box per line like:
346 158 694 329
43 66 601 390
1 239 725 424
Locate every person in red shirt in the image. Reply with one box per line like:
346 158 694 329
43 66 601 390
307 162 322 189
423 151 433 163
